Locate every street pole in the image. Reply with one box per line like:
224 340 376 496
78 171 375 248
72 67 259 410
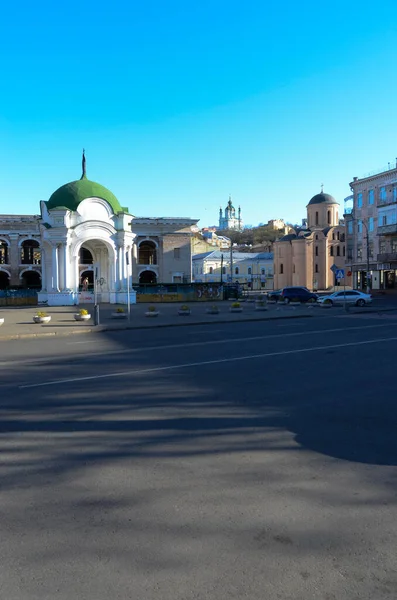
365 223 370 294
220 253 223 285
126 250 131 321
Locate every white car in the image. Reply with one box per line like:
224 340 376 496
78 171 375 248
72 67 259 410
317 290 372 307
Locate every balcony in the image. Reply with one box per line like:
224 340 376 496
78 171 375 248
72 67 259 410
378 198 397 207
377 223 397 235
377 253 397 263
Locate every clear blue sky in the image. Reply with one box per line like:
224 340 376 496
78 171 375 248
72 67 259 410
1 0 397 227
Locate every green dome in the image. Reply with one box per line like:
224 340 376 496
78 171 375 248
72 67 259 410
46 176 125 214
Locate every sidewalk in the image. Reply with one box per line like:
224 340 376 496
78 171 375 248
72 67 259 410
0 301 317 341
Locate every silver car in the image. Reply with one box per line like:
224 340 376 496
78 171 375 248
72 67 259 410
317 290 372 307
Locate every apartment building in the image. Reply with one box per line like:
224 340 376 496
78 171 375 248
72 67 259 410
347 160 397 290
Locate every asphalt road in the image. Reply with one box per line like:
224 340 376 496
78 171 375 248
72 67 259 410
1 313 397 600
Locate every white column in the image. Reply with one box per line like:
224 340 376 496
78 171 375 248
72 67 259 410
74 255 79 293
118 246 123 290
62 244 68 290
40 249 46 291
52 245 59 292
115 247 120 291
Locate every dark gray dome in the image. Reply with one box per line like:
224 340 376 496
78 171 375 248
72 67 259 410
308 192 337 206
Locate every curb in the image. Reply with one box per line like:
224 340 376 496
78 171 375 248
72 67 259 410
0 312 315 341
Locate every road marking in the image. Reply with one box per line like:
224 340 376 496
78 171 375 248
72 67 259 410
18 335 397 389
1 321 396 368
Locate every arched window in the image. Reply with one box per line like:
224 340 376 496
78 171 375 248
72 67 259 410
280 264 284 274
315 264 319 273
315 246 318 256
0 271 10 289
21 240 41 265
337 231 340 240
327 210 331 224
21 270 41 289
79 247 93 264
315 234 318 240
235 267 239 275
0 240 9 264
139 270 157 284
330 246 334 256
138 241 157 265
315 212 319 225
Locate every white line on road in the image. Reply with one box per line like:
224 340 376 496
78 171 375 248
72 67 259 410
18 335 397 389
1 321 396 368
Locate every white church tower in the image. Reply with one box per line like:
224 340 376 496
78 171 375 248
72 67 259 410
219 196 243 231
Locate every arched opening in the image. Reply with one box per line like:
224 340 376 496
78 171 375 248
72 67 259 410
80 270 94 291
0 271 10 289
21 270 41 289
327 210 331 225
79 247 94 264
138 241 157 265
139 270 157 284
21 240 41 265
0 240 9 264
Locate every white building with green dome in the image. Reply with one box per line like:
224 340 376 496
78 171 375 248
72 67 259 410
0 153 198 305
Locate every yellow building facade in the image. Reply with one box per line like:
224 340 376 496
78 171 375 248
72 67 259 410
274 192 352 291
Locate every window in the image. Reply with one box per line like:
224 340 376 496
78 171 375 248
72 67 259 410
337 246 340 256
235 266 239 275
315 234 318 240
348 220 353 234
369 243 374 258
330 246 334 256
173 247 180 259
80 247 93 264
394 186 397 202
369 217 374 232
315 212 319 225
357 246 362 259
327 210 331 224
209 267 213 274
380 186 386 202
315 264 318 273
293 264 295 273
368 189 374 204
337 231 340 240
347 248 353 259
0 240 8 264
139 241 157 264
343 245 346 257
380 241 386 253
332 232 335 240
280 263 284 274
261 268 265 275
248 267 252 275
21 240 41 265
315 246 318 256
392 239 397 253
357 220 362 233
379 214 387 226
222 266 226 274
357 192 363 207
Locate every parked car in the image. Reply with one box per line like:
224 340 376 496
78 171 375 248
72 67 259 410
317 290 372 307
267 289 282 301
268 286 317 303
